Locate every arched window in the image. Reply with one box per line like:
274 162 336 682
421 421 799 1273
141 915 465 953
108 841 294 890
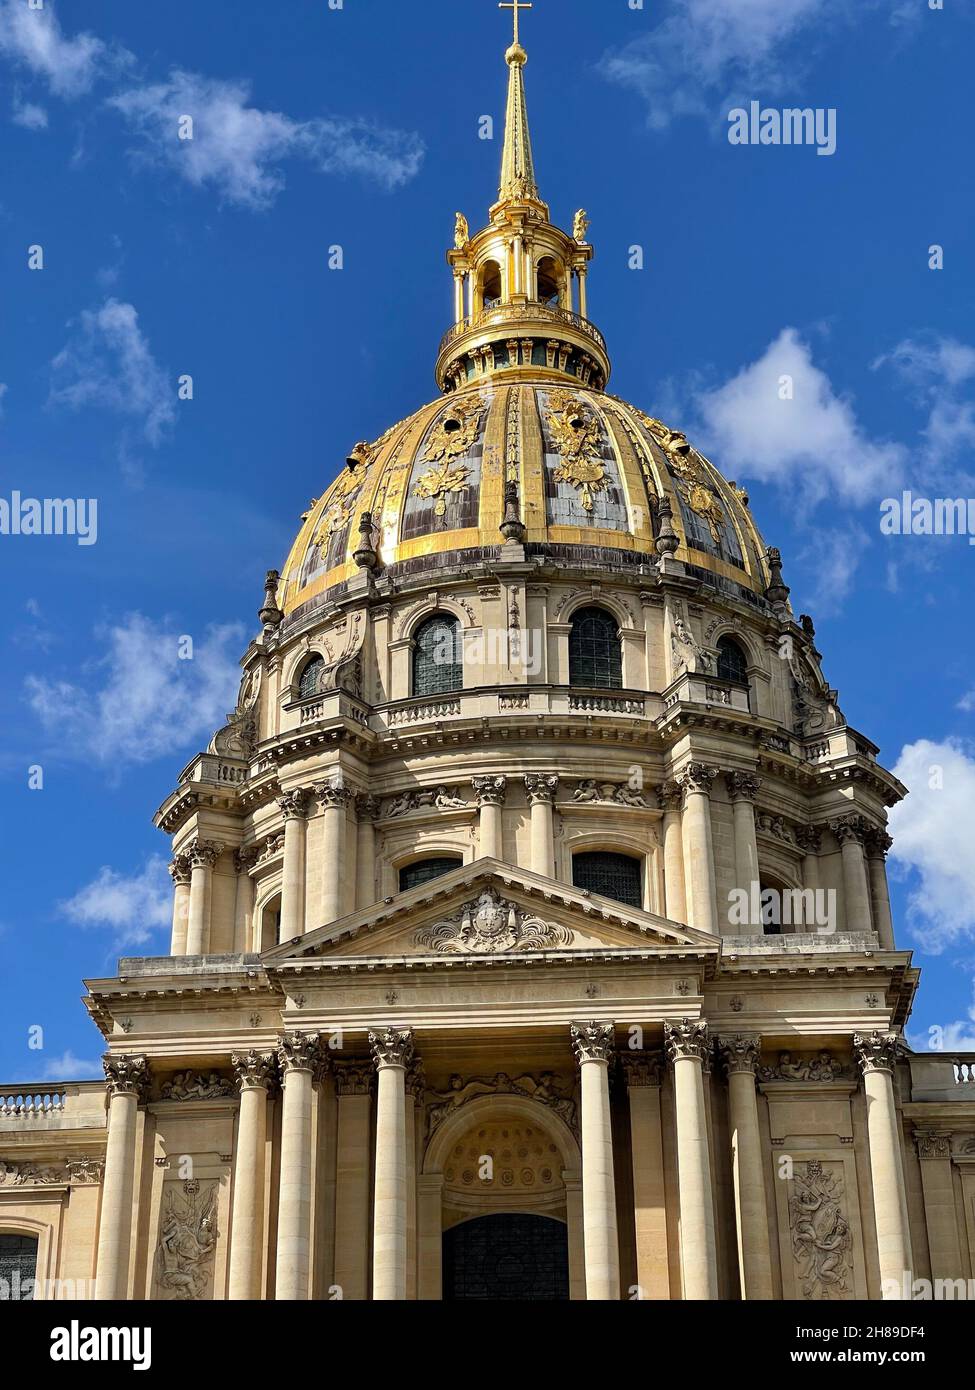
536 256 562 307
573 851 642 909
0 1233 38 1300
480 260 502 312
568 607 622 689
716 635 748 685
298 655 325 700
399 856 462 893
412 614 463 697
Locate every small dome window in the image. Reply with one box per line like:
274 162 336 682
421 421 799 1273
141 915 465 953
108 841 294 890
412 614 463 697
298 655 326 699
716 636 748 685
569 607 622 689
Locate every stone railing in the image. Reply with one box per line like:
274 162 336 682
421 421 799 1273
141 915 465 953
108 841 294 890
378 686 653 732
177 753 248 787
908 1054 975 1102
721 932 879 957
0 1081 107 1129
662 672 750 714
286 690 371 731
438 301 607 356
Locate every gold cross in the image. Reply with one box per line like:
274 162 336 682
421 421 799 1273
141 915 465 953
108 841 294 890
499 0 532 46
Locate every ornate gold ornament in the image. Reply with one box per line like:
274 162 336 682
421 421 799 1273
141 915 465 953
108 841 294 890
545 389 610 513
454 211 469 249
634 410 726 544
413 396 485 516
573 208 590 243
313 452 370 543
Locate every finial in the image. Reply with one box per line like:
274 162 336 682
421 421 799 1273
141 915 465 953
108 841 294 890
765 546 791 610
655 497 680 556
499 480 526 544
353 512 379 570
500 0 532 51
259 569 283 631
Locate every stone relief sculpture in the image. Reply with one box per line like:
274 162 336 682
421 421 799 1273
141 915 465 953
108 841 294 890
415 887 572 954
384 785 471 817
759 1050 850 1082
670 610 714 676
154 1180 219 1301
789 1161 853 1299
426 1070 576 1131
161 1071 235 1101
572 779 652 808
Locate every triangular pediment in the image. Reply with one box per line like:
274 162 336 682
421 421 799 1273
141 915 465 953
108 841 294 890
262 859 719 964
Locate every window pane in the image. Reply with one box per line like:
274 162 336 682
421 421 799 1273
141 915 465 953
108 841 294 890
0 1234 37 1300
299 656 325 699
716 637 748 684
400 857 462 892
572 851 642 908
413 616 463 697
568 607 622 689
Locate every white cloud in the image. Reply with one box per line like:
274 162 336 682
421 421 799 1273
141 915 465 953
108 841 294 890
958 690 975 714
49 298 175 446
874 335 975 479
796 524 869 616
692 327 906 506
41 1050 103 1081
888 738 975 952
0 0 126 99
599 0 842 129
60 855 171 948
0 381 7 415
12 96 47 129
110 69 424 209
26 613 244 768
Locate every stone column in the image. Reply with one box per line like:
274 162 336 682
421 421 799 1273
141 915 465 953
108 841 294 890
914 1131 963 1282
725 772 762 934
659 782 687 924
472 775 506 861
865 830 896 950
95 1054 149 1300
577 265 589 318
831 816 873 935
406 1060 426 1299
333 1061 374 1300
795 824 822 893
228 1050 275 1299
524 774 558 878
185 839 221 955
355 794 380 909
453 270 465 324
678 763 719 936
278 790 310 941
719 1035 774 1299
275 1032 324 1300
232 847 257 952
370 1026 415 1300
665 1019 719 1299
570 1021 620 1300
168 856 191 956
855 1031 913 1297
316 782 352 928
622 1052 669 1300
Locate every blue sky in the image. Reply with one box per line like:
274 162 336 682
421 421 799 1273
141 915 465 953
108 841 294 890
1 0 973 1081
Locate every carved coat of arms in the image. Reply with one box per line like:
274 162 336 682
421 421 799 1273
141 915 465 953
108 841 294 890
415 887 572 954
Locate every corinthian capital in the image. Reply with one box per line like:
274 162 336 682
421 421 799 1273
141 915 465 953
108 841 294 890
188 839 223 870
102 1053 150 1100
794 824 823 855
369 1026 415 1070
472 775 507 807
719 1034 761 1077
354 792 381 821
678 762 717 798
524 773 559 806
657 780 683 813
168 855 191 887
854 1030 901 1075
570 1020 616 1065
278 789 310 821
315 780 352 811
725 771 762 803
277 1031 325 1078
333 1060 373 1096
621 1051 664 1088
914 1130 952 1160
664 1018 710 1065
864 828 894 860
829 815 868 847
232 1049 277 1092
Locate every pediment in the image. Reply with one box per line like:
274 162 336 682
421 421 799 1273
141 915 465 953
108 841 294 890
262 859 718 963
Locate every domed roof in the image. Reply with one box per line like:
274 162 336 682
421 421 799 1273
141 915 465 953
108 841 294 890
278 380 770 618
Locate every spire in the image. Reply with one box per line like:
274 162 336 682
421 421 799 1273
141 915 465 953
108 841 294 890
497 1 540 204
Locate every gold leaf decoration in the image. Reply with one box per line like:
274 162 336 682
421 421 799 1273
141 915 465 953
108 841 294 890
545 390 610 513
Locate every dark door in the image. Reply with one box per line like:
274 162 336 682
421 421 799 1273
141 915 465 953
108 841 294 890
443 1213 569 1300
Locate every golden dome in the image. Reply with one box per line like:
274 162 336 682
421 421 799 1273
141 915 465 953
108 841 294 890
278 381 770 618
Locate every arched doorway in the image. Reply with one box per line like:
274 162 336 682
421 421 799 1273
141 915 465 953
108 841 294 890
443 1213 569 1300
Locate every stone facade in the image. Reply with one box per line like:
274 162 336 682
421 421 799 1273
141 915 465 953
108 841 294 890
2 21 975 1304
